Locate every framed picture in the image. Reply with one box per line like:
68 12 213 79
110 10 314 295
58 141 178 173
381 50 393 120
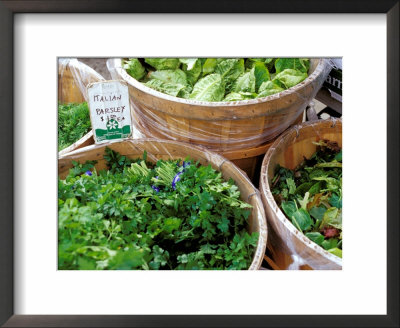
1 1 398 327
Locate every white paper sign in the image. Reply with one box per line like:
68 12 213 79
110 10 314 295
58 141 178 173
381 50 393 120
87 80 132 143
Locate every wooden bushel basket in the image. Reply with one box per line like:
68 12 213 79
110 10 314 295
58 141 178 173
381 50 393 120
59 139 268 270
58 59 103 156
107 58 329 152
259 119 342 270
221 111 304 183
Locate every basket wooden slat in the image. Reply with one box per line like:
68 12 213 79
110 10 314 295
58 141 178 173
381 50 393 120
59 139 268 270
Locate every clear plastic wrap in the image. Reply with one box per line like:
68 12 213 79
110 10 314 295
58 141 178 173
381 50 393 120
58 58 105 103
259 118 342 270
58 138 268 270
107 58 334 152
58 59 144 156
58 59 105 156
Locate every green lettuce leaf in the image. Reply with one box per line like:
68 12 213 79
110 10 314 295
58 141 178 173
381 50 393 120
180 59 202 86
144 58 180 70
291 208 312 231
144 79 186 97
281 200 297 218
179 58 197 70
305 232 325 245
244 58 264 69
189 73 225 102
329 193 342 209
256 81 284 97
309 205 326 222
232 68 256 93
321 238 338 251
149 69 188 86
202 58 218 76
223 92 256 102
124 58 146 80
273 69 308 89
275 58 310 73
319 207 342 230
215 59 244 89
178 85 193 99
327 247 342 258
253 62 270 92
286 178 296 195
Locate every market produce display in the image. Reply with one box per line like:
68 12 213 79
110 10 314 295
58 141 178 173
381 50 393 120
270 140 342 258
58 102 91 151
58 148 258 270
124 58 310 102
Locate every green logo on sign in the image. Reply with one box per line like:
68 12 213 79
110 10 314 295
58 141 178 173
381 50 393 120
106 119 119 131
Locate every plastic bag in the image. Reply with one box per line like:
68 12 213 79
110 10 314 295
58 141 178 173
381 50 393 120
58 58 105 103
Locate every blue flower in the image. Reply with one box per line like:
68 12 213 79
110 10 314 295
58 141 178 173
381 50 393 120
85 170 92 176
151 185 160 192
171 172 183 190
182 161 191 169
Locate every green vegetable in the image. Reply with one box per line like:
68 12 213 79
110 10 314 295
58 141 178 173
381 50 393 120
232 68 256 93
58 148 257 270
189 74 225 102
273 69 308 89
224 92 257 102
144 58 180 70
180 58 202 86
271 140 342 258
125 57 310 102
123 58 145 80
144 79 186 97
253 62 270 92
58 102 91 151
215 58 245 90
274 58 310 74
149 69 188 86
257 81 284 98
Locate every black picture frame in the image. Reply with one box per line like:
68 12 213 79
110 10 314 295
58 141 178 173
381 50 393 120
0 1 398 327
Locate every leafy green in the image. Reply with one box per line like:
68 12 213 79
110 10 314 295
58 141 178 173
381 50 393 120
275 58 310 74
273 69 308 89
180 58 202 86
149 69 188 86
202 58 218 75
253 62 271 92
144 79 186 97
271 140 342 258
189 74 225 102
224 92 257 102
215 58 245 89
144 58 180 70
58 102 91 151
232 68 256 93
123 58 146 80
257 81 284 98
58 148 257 270
305 232 324 245
291 208 312 231
125 57 310 101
